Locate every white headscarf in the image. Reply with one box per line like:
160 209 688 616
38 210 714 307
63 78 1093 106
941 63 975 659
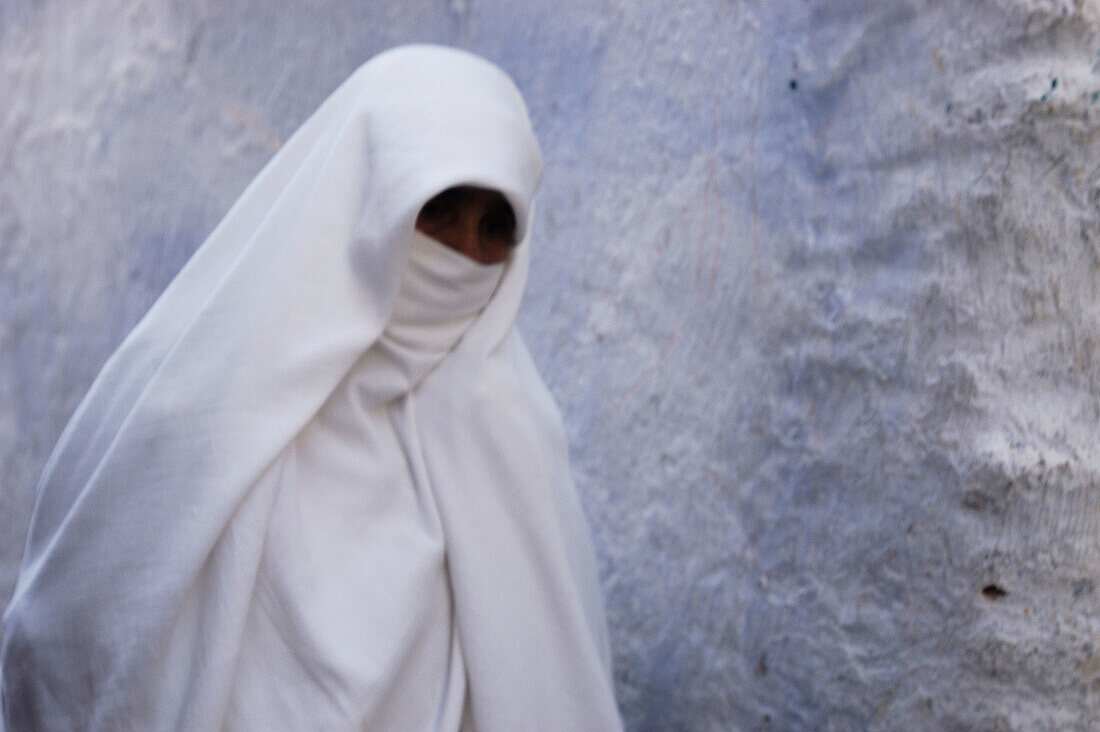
2 45 622 731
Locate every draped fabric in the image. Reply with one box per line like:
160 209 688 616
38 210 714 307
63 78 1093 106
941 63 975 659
2 45 622 731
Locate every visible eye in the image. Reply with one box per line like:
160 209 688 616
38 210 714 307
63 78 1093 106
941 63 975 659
480 200 517 248
417 190 460 229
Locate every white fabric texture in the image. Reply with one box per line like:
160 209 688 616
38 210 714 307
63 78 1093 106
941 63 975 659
2 45 621 731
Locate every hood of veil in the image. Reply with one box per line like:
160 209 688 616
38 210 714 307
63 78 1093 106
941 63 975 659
17 44 542 546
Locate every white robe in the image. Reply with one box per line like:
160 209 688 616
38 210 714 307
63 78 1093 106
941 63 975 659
2 44 622 731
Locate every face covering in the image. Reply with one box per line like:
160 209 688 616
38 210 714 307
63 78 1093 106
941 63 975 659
360 230 505 405
2 45 622 732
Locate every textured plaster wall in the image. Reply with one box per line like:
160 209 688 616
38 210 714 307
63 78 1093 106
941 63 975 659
3 1 1100 728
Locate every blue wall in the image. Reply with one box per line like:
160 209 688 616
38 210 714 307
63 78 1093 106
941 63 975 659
3 1 1100 727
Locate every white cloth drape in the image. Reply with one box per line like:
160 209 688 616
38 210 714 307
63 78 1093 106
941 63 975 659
2 45 622 731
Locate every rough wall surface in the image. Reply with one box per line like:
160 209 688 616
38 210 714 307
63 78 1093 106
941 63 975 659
2 1 1099 728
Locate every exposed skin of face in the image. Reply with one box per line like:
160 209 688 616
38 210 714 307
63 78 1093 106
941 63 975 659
415 186 518 265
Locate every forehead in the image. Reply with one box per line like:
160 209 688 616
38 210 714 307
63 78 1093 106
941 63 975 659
425 186 512 210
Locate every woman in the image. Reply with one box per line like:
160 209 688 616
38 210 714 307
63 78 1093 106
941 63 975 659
2 45 621 730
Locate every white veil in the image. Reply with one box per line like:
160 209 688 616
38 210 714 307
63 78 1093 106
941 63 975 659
2 45 621 731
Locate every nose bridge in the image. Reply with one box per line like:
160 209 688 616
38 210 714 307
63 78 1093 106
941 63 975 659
459 204 483 251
